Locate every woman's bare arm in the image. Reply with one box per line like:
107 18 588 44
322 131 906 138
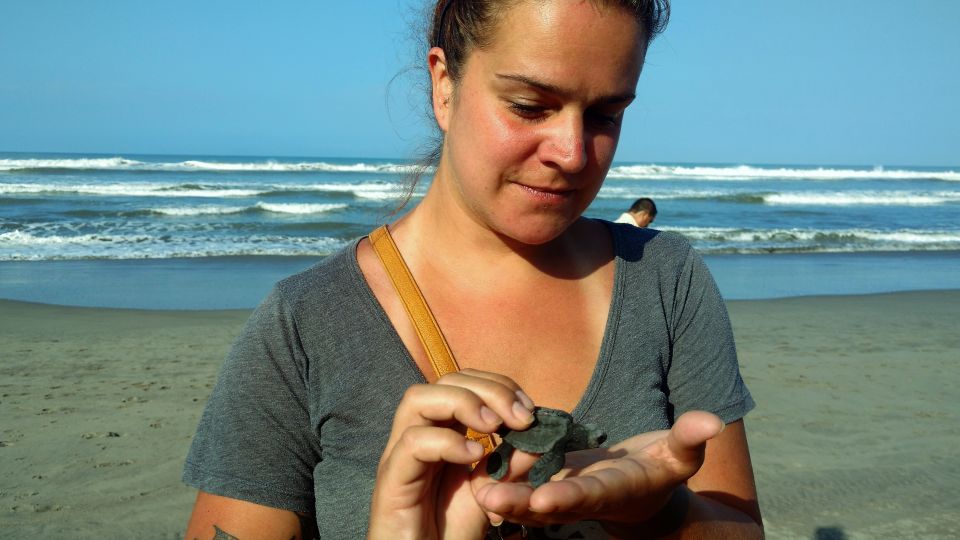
685 419 762 525
184 492 318 540
633 419 764 539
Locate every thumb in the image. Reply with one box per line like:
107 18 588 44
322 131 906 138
666 411 724 464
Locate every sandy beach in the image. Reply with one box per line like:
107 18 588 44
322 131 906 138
2 291 958 539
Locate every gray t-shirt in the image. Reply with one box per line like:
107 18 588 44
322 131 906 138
182 222 754 538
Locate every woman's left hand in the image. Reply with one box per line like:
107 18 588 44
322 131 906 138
471 411 724 530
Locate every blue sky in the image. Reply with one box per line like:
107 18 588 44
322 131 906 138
2 0 958 166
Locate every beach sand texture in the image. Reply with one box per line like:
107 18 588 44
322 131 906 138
2 291 958 539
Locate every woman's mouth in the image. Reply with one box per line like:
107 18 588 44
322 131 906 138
515 183 574 204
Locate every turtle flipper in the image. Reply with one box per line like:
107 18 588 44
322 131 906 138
486 440 515 480
528 446 565 488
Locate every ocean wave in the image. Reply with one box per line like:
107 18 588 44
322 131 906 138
252 202 348 215
0 182 267 198
177 160 421 174
0 157 143 172
596 186 734 200
597 187 960 206
5 157 958 182
669 226 960 252
0 157 422 174
292 182 409 198
13 181 952 207
0 229 344 260
606 164 960 182
0 180 406 200
4 224 958 260
763 192 960 206
148 202 348 216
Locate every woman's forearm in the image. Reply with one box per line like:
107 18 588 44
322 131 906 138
602 486 764 539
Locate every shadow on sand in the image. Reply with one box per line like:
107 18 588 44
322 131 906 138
813 526 847 540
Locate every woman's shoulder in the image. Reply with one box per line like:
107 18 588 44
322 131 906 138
271 238 367 312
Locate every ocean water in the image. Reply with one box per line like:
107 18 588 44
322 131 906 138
2 152 959 307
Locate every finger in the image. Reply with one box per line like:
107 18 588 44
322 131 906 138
665 411 725 464
383 383 505 456
475 479 534 517
482 445 542 484
477 482 582 528
449 368 523 389
529 464 628 514
379 425 485 487
436 370 536 428
487 511 505 528
472 452 534 528
528 445 686 515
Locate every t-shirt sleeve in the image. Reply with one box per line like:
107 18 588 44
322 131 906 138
182 286 321 512
665 243 755 424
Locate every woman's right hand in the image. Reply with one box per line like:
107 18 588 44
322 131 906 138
367 369 536 540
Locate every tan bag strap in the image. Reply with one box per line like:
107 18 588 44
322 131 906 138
369 224 460 378
369 225 495 456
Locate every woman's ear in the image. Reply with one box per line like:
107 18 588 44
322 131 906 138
428 46 454 131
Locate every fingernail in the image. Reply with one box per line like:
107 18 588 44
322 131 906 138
480 405 502 426
515 390 535 411
466 439 484 456
490 516 504 527
513 401 534 424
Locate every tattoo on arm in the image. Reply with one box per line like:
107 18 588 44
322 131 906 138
196 514 316 540
212 526 239 540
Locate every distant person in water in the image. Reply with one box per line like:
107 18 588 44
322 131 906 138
616 197 657 227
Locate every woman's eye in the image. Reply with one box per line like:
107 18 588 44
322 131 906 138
508 102 547 120
588 110 622 128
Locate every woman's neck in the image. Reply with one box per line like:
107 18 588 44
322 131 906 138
391 180 609 289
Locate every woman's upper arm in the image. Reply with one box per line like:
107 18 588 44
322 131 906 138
684 419 762 526
185 491 318 540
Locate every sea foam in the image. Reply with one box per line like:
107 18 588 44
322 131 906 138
606 164 960 182
4 157 957 182
0 157 421 174
763 191 960 206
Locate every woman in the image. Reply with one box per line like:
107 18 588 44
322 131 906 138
183 1 763 538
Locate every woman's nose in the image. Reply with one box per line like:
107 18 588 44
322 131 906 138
539 113 587 173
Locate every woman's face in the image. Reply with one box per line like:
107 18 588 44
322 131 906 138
433 0 646 245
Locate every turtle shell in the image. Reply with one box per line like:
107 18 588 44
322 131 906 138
499 407 574 453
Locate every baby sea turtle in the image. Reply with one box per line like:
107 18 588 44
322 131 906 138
486 407 606 487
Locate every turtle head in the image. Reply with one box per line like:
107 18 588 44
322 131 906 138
582 424 607 448
566 423 607 450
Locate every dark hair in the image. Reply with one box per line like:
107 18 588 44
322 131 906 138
396 0 671 212
629 197 657 216
432 0 669 76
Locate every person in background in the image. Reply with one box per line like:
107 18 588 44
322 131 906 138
616 197 658 227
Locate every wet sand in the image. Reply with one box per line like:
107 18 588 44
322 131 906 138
2 291 958 539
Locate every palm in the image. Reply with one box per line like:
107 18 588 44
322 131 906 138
472 411 722 527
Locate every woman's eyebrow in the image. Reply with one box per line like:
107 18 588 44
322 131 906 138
494 73 635 105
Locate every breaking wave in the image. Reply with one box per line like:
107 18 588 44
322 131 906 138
606 164 960 182
0 157 421 174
